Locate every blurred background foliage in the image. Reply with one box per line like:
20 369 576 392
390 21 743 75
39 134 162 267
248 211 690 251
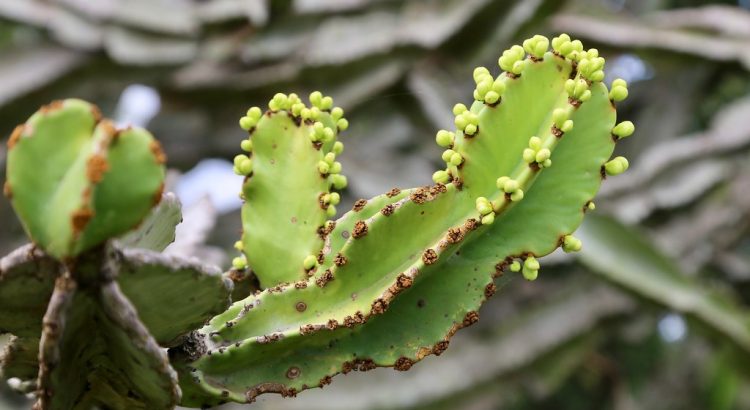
1 0 750 409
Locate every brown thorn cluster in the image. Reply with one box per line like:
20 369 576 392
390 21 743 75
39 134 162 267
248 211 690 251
352 220 368 238
352 199 367 212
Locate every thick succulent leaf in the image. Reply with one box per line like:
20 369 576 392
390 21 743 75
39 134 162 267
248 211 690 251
0 336 38 382
36 276 179 410
118 192 182 252
5 99 166 258
0 244 58 337
240 95 347 288
175 38 624 405
577 214 750 355
116 247 232 347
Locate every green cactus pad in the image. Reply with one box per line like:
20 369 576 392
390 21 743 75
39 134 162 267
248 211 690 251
174 35 630 406
5 99 166 259
237 93 348 288
36 277 179 410
118 193 182 252
0 336 39 384
0 244 58 337
116 247 232 347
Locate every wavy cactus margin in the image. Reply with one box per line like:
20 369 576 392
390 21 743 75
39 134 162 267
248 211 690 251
168 34 636 407
0 101 233 409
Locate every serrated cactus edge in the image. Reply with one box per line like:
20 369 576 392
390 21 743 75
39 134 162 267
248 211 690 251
169 34 636 407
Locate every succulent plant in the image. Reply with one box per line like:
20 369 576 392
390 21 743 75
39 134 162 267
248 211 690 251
0 100 232 409
168 34 635 407
1 34 635 409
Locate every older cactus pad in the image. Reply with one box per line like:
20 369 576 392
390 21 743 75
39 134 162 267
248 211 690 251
174 34 635 406
4 99 166 259
235 92 349 288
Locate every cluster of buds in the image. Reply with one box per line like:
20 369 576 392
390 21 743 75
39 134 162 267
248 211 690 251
496 176 524 202
472 67 506 104
510 256 540 281
522 136 552 169
551 34 584 60
453 103 479 136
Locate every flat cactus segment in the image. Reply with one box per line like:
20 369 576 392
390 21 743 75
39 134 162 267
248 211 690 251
116 247 232 347
0 336 39 383
204 186 468 345
173 34 629 404
37 276 179 410
0 244 58 337
5 99 166 259
239 94 347 288
118 192 182 252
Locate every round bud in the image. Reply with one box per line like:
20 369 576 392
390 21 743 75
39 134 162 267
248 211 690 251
303 254 318 270
337 118 349 131
436 130 454 147
333 141 344 154
452 103 467 116
613 121 635 138
247 106 262 120
496 176 509 189
510 261 521 272
481 213 495 225
535 148 551 163
510 189 524 202
432 170 450 184
239 116 254 131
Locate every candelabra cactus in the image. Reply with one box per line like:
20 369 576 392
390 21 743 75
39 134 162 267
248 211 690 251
0 34 636 409
169 34 635 407
0 100 232 409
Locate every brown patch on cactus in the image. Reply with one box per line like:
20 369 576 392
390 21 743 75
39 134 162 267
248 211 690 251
410 188 429 204
394 357 414 371
7 125 24 149
343 311 364 327
422 249 438 265
371 298 388 315
433 340 450 356
286 367 301 379
352 220 368 238
245 383 296 403
551 126 563 138
315 269 334 287
150 140 167 164
71 207 94 234
355 359 377 372
90 104 102 122
494 260 509 277
320 376 333 386
3 181 12 199
386 188 401 198
430 183 447 196
463 218 479 232
463 311 480 327
446 228 463 244
342 361 354 374
300 324 316 335
39 100 64 114
317 192 329 210
396 273 413 290
529 162 541 172
484 283 497 298
85 155 110 183
256 333 283 344
295 302 307 312
453 177 463 190
600 165 607 179
568 97 582 108
326 319 339 330
352 199 367 211
334 253 347 266
295 281 308 289
506 72 519 79
381 204 395 216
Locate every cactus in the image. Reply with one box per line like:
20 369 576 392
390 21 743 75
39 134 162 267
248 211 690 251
1 34 636 409
0 101 233 409
170 34 635 407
